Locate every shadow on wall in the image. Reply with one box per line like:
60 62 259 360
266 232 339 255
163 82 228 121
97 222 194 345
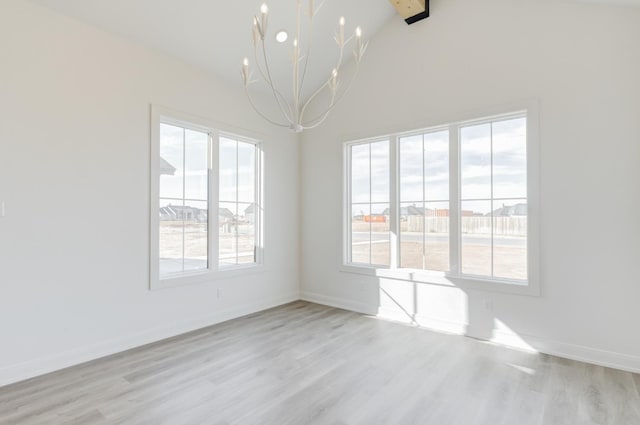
376 279 538 353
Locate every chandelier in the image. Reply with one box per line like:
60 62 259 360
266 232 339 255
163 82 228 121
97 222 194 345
241 1 367 133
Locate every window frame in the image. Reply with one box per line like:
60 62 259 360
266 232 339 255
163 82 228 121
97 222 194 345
341 104 540 296
150 106 264 290
345 137 392 268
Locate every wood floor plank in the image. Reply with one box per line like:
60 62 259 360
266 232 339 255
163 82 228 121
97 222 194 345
633 373 640 399
1 301 639 425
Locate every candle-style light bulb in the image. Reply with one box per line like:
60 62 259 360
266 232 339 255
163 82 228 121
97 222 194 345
259 4 268 36
252 17 261 43
241 58 250 85
329 68 338 92
338 16 345 46
354 26 366 62
292 38 299 62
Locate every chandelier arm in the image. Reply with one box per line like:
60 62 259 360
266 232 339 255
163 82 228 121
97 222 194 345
302 95 337 130
252 45 271 86
255 43 295 124
251 48 294 122
299 45 345 124
244 86 290 128
292 0 303 122
302 62 361 129
297 14 314 110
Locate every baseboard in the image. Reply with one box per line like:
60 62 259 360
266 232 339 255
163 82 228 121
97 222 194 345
491 329 640 374
4 291 639 387
377 306 468 335
308 294 640 374
0 292 299 388
300 291 377 315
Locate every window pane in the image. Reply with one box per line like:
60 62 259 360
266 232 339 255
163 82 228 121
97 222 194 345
370 203 390 266
159 124 184 200
219 202 237 266
425 201 449 272
493 200 527 280
461 124 491 200
237 142 256 203
219 137 237 202
461 200 492 276
493 118 527 199
159 198 183 277
424 131 449 202
184 129 208 201
400 202 424 269
351 204 370 264
237 202 256 264
398 131 450 271
370 141 389 203
351 144 370 204
183 200 208 272
399 134 423 202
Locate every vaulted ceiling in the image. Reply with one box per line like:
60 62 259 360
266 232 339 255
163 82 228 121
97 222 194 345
28 0 640 97
28 0 397 97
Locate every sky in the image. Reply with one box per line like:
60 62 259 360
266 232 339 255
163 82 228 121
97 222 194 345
350 116 527 216
159 124 256 211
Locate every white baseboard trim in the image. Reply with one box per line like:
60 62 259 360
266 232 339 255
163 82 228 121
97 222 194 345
300 291 377 315
491 329 640 374
0 292 299 388
307 295 640 374
4 292 639 387
377 306 468 335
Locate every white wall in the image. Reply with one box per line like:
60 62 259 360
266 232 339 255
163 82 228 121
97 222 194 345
0 0 299 386
300 0 640 371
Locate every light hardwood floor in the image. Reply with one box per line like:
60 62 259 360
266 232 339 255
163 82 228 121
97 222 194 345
1 301 639 425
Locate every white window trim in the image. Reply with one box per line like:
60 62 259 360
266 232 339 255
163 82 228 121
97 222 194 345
341 102 540 297
150 105 264 290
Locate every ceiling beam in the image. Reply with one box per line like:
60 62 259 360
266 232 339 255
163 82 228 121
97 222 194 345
388 0 429 25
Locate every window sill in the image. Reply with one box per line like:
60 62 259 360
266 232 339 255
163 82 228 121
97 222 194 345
339 265 539 297
151 264 265 291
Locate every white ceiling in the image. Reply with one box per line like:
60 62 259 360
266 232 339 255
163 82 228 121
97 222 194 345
571 0 640 5
28 0 397 98
26 0 639 97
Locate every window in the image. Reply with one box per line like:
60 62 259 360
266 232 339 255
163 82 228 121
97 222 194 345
150 107 262 289
399 130 450 272
344 108 538 293
349 140 390 266
158 123 209 277
219 137 259 266
459 117 527 281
